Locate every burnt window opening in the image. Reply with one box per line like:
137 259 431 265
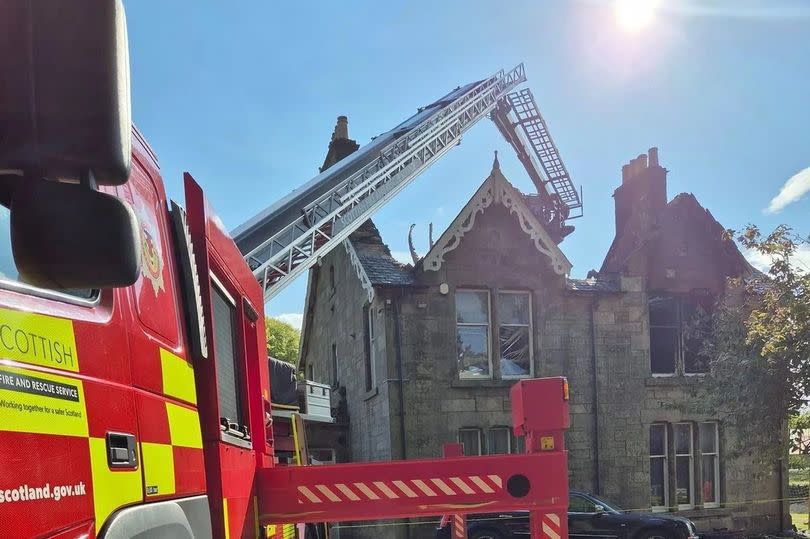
649 295 712 375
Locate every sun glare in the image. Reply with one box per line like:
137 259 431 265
615 0 659 33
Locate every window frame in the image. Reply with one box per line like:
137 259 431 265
210 274 250 449
674 422 695 510
649 294 711 377
700 421 721 508
455 288 493 380
497 290 534 379
363 303 377 393
457 427 483 456
649 296 679 377
487 426 512 455
649 423 669 512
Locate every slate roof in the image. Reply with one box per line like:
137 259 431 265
349 220 415 286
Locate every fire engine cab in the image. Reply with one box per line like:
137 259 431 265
0 2 573 538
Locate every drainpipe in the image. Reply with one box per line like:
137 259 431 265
590 296 601 495
393 294 407 460
392 292 410 539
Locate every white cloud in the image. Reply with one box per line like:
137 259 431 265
390 250 415 265
274 313 303 331
765 166 810 214
744 244 810 273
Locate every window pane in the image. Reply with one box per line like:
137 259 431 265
700 423 717 453
650 327 677 374
675 424 691 454
212 285 243 427
676 455 692 505
684 307 711 373
500 326 530 376
456 291 489 324
649 296 678 326
458 429 481 456
488 428 511 454
514 435 525 454
650 424 666 456
702 455 717 503
457 325 490 378
499 293 529 325
570 495 597 513
0 206 95 299
683 338 708 373
650 457 666 507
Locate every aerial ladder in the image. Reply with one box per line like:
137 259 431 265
233 63 583 304
234 65 582 538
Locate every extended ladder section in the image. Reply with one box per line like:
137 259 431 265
235 64 527 303
491 88 582 219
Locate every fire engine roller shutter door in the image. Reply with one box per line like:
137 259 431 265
211 284 244 429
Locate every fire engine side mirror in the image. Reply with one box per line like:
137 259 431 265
0 0 131 186
10 179 141 289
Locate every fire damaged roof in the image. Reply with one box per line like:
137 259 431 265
349 220 415 286
567 273 622 293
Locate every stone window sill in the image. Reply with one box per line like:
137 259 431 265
645 376 704 387
674 506 733 519
451 379 515 389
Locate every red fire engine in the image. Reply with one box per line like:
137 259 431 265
0 2 579 537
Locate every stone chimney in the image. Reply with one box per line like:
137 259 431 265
332 115 349 141
613 147 667 236
320 115 360 172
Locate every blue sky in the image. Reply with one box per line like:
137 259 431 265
124 0 810 328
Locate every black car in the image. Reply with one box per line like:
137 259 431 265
436 490 699 539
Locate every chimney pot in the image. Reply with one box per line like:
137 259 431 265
648 147 659 167
638 153 648 169
622 164 631 183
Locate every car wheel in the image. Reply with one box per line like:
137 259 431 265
638 529 674 539
469 529 505 539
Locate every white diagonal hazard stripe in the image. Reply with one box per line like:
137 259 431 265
487 474 503 488
298 486 322 503
373 481 399 499
353 482 380 500
469 475 495 493
543 522 561 539
449 477 475 495
392 480 418 498
335 483 360 501
316 484 341 502
431 478 456 496
412 479 438 497
546 513 561 526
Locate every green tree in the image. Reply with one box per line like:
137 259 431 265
701 225 809 457
266 317 301 365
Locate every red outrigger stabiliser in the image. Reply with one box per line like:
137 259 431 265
258 377 570 539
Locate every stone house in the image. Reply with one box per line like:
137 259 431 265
298 135 787 535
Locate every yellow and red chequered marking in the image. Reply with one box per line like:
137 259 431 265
541 512 562 539
295 475 503 504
